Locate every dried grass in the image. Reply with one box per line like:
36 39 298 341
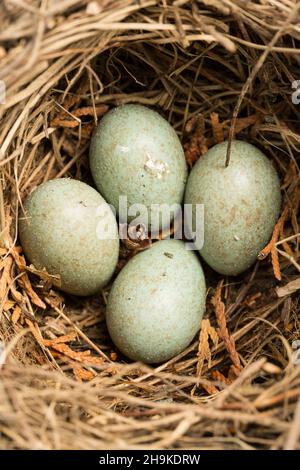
0 0 300 450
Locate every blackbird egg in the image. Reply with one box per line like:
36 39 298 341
184 140 281 275
89 104 187 234
106 239 206 363
19 178 119 296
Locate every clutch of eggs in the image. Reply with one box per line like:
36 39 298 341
18 104 283 366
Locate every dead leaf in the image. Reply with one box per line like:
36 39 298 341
196 318 218 376
3 299 15 311
258 206 289 281
211 112 224 144
110 352 118 361
12 305 21 324
51 105 108 128
212 281 242 375
211 370 231 385
26 264 61 287
43 332 77 346
0 255 13 301
44 342 105 366
224 114 260 136
184 113 207 167
11 248 46 308
25 318 45 347
201 382 219 395
73 364 95 381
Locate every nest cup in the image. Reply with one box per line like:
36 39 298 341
0 0 299 450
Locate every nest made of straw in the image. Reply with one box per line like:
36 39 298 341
0 0 300 450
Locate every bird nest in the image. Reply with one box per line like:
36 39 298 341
0 0 300 450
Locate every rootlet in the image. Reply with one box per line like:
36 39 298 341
99 453 201 467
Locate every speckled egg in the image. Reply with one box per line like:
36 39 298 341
19 178 119 296
89 104 187 233
184 140 281 275
106 239 206 363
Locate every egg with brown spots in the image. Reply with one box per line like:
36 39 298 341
19 178 119 296
89 104 187 234
184 140 281 275
106 239 206 363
